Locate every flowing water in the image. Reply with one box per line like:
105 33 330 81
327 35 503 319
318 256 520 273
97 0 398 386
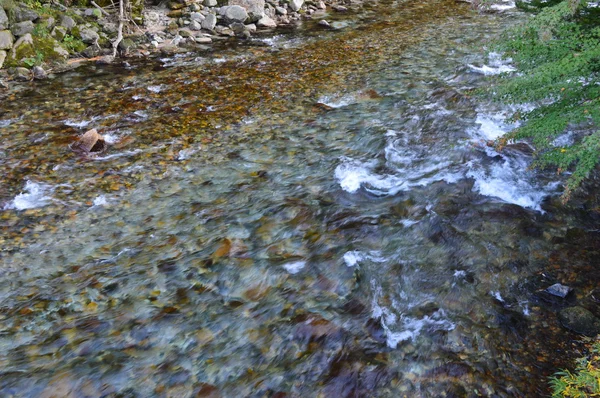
2 0 600 396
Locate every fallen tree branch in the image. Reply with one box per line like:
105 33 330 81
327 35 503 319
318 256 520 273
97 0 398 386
51 0 68 11
91 1 111 16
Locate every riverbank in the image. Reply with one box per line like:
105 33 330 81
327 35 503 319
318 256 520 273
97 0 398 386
0 0 386 82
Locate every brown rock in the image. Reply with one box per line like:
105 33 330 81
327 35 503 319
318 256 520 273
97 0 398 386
72 129 107 153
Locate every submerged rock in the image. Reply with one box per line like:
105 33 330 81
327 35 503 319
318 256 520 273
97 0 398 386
558 306 600 336
545 283 573 298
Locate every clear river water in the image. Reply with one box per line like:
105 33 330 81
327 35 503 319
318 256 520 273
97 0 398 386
1 0 600 396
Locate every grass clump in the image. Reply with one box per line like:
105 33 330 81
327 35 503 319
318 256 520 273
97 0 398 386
550 341 600 397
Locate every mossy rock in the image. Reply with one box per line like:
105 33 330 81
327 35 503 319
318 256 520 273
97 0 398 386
0 0 17 11
5 33 69 68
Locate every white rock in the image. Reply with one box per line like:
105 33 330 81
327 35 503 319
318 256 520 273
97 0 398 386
289 0 304 12
257 15 277 27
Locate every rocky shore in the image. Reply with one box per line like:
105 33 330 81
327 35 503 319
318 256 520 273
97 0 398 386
0 0 363 82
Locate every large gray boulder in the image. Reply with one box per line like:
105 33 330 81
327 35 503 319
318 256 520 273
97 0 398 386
289 0 304 11
11 7 40 23
204 0 218 6
79 27 99 44
219 5 248 23
0 8 8 30
229 0 264 22
60 15 76 30
11 21 34 37
0 30 13 50
201 13 217 30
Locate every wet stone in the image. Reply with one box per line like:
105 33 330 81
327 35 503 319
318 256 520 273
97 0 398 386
558 306 600 336
545 283 573 298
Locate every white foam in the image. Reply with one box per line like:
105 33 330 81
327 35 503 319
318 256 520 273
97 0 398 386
491 290 504 302
317 94 357 109
467 156 558 212
468 52 516 75
343 251 363 267
385 312 455 348
474 114 510 141
371 282 455 349
64 117 100 128
177 148 197 161
282 260 306 274
335 158 405 194
147 85 164 93
4 181 53 210
342 250 386 267
490 1 516 11
335 155 462 196
92 195 109 206
94 149 143 161
102 133 120 145
453 270 467 278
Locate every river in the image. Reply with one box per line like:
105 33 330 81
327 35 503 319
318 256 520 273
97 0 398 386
1 0 599 396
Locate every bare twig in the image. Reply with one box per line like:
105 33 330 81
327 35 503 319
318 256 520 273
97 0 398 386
91 1 111 16
112 0 124 57
51 0 68 10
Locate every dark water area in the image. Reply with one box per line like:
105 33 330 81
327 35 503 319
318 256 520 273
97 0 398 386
1 0 600 396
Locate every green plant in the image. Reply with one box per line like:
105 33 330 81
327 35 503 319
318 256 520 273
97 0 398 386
62 33 86 53
32 24 50 38
549 342 600 397
484 0 600 200
22 50 45 67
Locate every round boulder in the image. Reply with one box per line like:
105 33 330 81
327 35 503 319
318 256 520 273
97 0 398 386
558 306 600 336
219 5 248 23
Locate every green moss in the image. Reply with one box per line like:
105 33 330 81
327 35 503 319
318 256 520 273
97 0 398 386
5 34 70 68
